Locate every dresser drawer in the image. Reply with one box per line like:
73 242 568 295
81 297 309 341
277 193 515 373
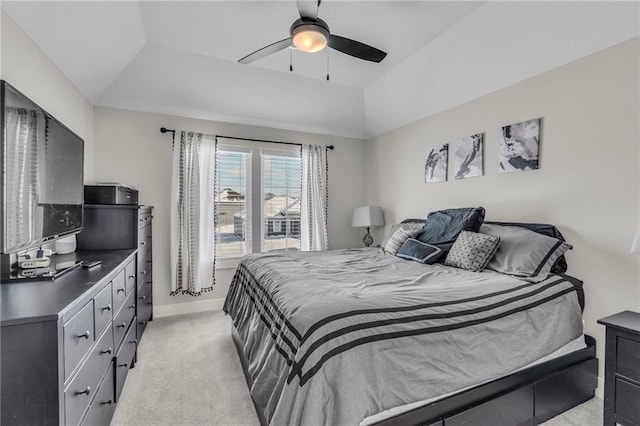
125 259 136 296
115 323 137 402
93 283 113 337
615 378 640 424
138 208 152 227
138 224 151 259
81 364 115 426
113 291 136 349
64 326 115 425
445 386 534 426
64 301 95 381
137 284 153 341
617 337 640 384
137 256 151 286
111 270 127 312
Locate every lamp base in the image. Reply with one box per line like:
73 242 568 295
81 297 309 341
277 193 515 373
363 227 373 247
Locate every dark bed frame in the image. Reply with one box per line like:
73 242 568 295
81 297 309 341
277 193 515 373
231 327 598 426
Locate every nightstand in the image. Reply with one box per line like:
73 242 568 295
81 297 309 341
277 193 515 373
598 311 640 426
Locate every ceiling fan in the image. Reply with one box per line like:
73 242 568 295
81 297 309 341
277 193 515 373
238 0 387 65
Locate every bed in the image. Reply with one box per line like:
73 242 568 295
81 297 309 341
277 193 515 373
223 211 597 425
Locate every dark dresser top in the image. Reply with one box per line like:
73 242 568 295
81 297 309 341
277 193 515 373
598 310 640 334
1 249 136 326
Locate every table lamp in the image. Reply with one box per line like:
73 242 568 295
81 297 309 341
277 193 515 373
352 206 385 247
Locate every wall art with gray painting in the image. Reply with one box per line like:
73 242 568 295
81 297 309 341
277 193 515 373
425 143 448 183
500 118 541 173
455 133 484 179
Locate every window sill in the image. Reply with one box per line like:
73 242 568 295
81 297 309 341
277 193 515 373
215 258 241 270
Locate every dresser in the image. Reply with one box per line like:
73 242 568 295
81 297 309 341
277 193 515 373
77 204 154 344
136 206 154 340
598 311 640 426
1 250 137 425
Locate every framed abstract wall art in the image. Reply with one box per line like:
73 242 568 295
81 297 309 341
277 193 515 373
455 133 484 179
500 118 541 173
425 143 448 183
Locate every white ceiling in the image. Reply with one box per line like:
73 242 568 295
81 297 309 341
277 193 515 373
2 1 639 139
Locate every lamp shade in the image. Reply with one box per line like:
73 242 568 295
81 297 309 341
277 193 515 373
351 206 385 227
631 225 640 253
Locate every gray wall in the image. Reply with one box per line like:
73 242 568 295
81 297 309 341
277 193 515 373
92 107 367 315
365 37 640 395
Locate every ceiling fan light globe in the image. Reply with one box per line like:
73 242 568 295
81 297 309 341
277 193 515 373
293 29 327 53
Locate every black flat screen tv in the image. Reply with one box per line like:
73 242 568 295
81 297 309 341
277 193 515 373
1 80 84 254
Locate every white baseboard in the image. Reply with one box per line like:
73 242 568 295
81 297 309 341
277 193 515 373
153 298 225 318
596 376 604 399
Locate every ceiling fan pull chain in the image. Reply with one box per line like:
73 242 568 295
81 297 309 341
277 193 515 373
290 48 293 72
326 49 330 81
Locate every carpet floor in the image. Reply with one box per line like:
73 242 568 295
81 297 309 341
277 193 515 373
111 311 602 426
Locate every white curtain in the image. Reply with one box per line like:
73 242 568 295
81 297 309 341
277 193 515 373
300 144 329 251
170 131 216 295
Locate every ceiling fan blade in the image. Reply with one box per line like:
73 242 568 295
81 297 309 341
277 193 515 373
238 38 292 64
328 35 387 63
296 0 319 20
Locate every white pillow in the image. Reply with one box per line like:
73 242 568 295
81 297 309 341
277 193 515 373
383 223 424 255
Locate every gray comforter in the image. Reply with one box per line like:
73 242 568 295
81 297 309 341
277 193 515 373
223 248 583 426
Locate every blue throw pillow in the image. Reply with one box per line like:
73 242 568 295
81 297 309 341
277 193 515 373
396 238 442 264
415 207 485 253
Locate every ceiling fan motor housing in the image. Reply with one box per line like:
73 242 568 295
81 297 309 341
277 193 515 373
290 18 330 53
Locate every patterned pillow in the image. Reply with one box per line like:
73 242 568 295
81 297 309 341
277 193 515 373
396 239 442 264
444 230 501 272
383 223 424 255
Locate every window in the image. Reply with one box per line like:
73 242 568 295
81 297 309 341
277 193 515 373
215 139 301 259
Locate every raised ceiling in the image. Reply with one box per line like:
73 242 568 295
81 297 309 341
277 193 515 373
2 1 638 139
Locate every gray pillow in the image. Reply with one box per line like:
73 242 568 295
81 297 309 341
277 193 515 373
480 224 572 282
444 231 500 272
383 223 424 255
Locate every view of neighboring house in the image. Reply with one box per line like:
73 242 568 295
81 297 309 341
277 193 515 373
216 188 300 238
216 188 245 230
233 195 300 238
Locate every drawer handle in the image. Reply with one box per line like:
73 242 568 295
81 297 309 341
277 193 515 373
101 399 114 406
117 322 127 328
117 288 125 293
139 295 146 300
140 271 146 275
128 304 135 310
100 347 113 355
77 330 91 339
75 387 91 396
147 302 153 306
119 362 129 368
141 242 146 245
130 338 138 345
102 304 112 312
139 320 147 325
128 274 135 279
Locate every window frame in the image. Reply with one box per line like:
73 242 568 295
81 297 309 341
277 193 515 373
215 138 301 266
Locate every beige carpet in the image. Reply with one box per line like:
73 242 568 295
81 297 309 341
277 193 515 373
111 311 602 426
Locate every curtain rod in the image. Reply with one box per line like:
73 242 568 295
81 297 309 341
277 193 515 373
217 135 334 150
160 128 334 150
